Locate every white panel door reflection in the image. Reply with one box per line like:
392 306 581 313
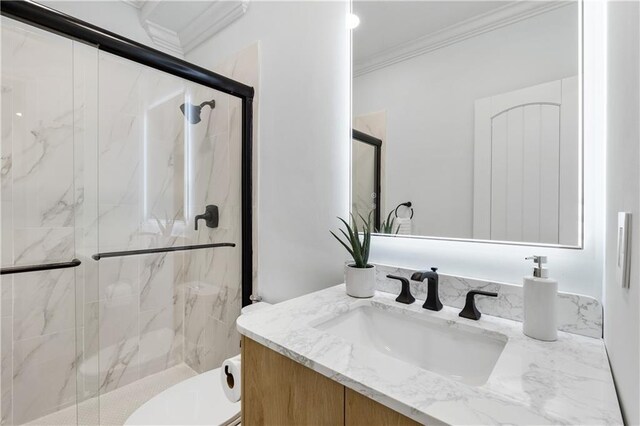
474 77 579 245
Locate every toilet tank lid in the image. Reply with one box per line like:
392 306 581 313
241 301 272 315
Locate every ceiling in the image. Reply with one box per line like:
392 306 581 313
352 1 510 63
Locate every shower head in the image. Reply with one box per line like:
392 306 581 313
179 99 216 125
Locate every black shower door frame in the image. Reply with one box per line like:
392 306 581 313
352 129 382 230
1 0 255 306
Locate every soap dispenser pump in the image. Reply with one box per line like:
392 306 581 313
523 255 558 341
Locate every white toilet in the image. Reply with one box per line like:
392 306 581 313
124 302 271 426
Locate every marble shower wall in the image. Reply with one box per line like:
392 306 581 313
1 17 246 424
181 43 259 374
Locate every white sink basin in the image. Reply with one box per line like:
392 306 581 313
314 303 507 385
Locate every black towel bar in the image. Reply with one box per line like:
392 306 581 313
91 242 236 260
0 258 81 275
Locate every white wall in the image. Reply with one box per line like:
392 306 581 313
367 2 605 300
604 1 640 424
186 2 351 303
353 5 578 239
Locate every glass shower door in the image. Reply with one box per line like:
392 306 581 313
87 50 242 421
0 17 100 426
1 12 244 425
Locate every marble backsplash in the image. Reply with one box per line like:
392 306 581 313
373 263 603 339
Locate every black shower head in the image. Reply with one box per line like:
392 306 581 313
179 99 216 125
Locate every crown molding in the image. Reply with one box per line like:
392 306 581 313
354 1 572 78
120 0 143 10
133 0 248 56
138 0 161 23
141 19 184 58
180 0 249 53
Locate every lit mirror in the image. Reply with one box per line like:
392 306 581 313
351 1 581 247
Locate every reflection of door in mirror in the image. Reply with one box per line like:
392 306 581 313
352 129 382 230
473 77 579 245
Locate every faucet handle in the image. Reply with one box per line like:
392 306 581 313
387 275 415 305
459 290 498 321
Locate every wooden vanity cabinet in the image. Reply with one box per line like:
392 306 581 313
345 389 421 426
242 336 420 426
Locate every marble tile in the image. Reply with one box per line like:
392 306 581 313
97 52 144 118
198 316 240 374
213 42 260 296
8 54 75 231
138 306 182 378
1 87 14 268
373 263 603 338
12 227 74 265
12 330 77 425
96 256 139 303
207 92 230 137
12 269 75 341
1 315 13 426
183 281 212 349
77 303 100 403
143 91 185 223
1 277 13 322
96 294 140 393
184 341 207 374
97 204 140 251
139 252 184 313
183 275 241 373
97 113 141 207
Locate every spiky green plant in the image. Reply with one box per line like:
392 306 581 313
377 211 400 235
330 212 372 268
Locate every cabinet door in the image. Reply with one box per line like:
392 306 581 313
242 337 345 425
345 388 420 426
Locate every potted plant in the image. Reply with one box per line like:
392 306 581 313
330 213 375 298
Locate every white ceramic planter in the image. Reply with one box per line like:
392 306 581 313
345 264 376 298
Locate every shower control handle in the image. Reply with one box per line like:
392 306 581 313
195 205 219 231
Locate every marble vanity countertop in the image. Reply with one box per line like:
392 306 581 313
237 285 622 425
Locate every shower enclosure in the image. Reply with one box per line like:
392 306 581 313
0 2 254 424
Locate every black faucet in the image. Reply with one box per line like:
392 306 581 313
459 290 498 320
411 267 442 311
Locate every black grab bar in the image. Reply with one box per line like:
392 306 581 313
0 258 82 275
92 243 236 261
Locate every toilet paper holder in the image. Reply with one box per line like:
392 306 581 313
224 365 235 389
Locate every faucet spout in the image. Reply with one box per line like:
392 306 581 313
412 267 443 311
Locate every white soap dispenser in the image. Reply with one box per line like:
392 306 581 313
523 255 557 341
